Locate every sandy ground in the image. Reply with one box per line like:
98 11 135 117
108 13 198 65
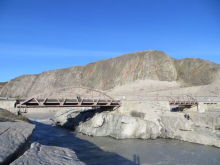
107 80 220 101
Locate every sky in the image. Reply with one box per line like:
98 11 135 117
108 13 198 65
0 0 220 82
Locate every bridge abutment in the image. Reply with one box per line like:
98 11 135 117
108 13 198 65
0 100 17 114
198 102 207 113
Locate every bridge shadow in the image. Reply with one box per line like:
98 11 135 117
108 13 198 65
61 108 114 130
30 120 136 165
171 105 197 112
170 107 180 112
62 109 98 129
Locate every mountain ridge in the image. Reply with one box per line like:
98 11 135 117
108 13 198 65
1 50 220 97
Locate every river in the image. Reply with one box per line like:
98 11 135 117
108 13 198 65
25 112 220 165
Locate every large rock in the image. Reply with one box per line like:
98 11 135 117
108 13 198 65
119 101 170 126
11 143 85 165
54 110 160 140
0 121 35 165
160 113 220 148
189 112 220 129
160 114 193 131
79 113 160 139
53 102 220 148
178 131 220 147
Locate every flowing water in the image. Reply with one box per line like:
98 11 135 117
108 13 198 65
25 113 220 165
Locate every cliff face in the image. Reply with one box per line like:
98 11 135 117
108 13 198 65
0 50 220 97
81 50 177 90
175 58 220 86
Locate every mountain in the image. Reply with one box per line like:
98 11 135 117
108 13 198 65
175 58 220 86
0 50 219 97
0 82 7 91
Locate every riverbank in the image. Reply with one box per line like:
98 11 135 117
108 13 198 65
53 101 220 148
0 109 35 165
23 113 220 165
1 100 220 164
0 108 86 165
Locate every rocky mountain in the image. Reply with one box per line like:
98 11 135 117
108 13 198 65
0 82 7 90
175 58 220 86
0 50 220 97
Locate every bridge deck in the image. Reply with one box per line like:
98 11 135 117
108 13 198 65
169 101 198 106
16 98 121 108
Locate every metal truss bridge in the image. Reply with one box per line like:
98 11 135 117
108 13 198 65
15 86 121 113
165 94 198 106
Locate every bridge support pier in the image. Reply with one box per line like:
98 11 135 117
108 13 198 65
198 102 207 113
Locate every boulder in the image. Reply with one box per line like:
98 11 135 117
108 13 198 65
54 110 160 140
160 113 220 148
189 113 220 129
0 121 35 165
11 142 85 165
53 105 220 148
160 114 193 131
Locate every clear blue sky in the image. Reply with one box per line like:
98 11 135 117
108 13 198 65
0 0 220 82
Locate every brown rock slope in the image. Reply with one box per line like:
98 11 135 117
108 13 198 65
0 82 7 91
0 50 220 97
175 58 220 86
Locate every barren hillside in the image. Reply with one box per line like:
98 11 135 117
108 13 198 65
0 50 220 97
0 82 7 90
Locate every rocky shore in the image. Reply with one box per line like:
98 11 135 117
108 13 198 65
0 120 35 165
11 142 85 165
0 108 85 165
53 101 220 148
1 100 220 164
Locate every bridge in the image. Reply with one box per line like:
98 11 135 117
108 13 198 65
15 86 121 113
165 94 198 106
12 85 219 114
